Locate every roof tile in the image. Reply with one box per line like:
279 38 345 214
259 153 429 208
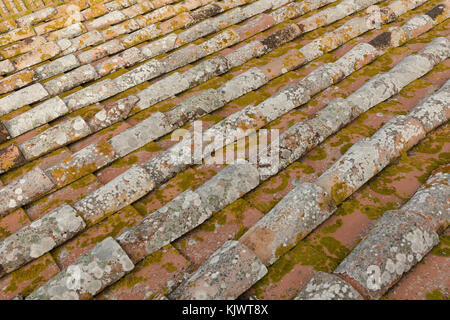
334 209 439 299
0 166 54 214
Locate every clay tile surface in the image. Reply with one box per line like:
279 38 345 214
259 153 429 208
0 0 447 301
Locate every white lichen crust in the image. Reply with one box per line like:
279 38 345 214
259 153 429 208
169 241 267 300
0 167 54 214
0 204 85 276
334 210 439 299
295 272 363 300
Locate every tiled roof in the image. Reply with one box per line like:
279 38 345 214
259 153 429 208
0 0 448 300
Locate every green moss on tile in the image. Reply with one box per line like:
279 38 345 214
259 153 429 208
162 262 177 273
306 146 326 161
319 236 349 261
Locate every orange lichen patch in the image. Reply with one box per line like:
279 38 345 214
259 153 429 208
0 19 17 33
158 11 193 33
34 13 82 34
0 36 46 59
82 3 108 20
11 41 60 70
54 0 89 19
0 146 71 184
0 26 35 46
142 5 176 25
102 19 139 40
46 141 117 188
121 1 154 18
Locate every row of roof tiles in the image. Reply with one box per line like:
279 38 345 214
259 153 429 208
0 0 447 299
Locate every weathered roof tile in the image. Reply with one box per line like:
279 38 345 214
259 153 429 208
109 111 173 157
33 54 81 81
0 83 49 116
334 209 439 299
0 0 446 301
11 41 61 71
73 164 155 225
63 78 119 111
42 64 98 95
3 97 68 138
46 141 118 188
116 189 210 262
241 182 335 266
0 166 54 215
0 144 25 174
